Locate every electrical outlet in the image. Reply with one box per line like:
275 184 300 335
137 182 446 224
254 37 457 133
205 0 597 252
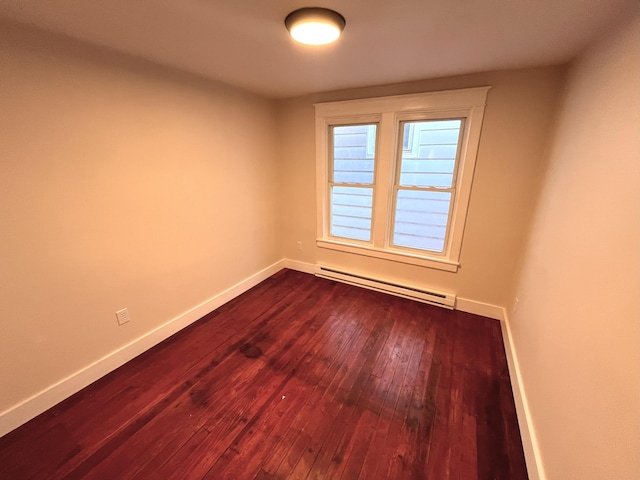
296 241 303 251
513 297 520 313
115 308 130 326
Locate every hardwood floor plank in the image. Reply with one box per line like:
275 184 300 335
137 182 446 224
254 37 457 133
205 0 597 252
199 292 350 479
253 468 275 480
378 303 432 480
242 315 353 477
269 291 381 479
155 280 356 478
141 281 340 479
408 329 442 479
353 301 419 480
206 308 358 478
423 315 458 480
260 286 383 477
0 270 529 480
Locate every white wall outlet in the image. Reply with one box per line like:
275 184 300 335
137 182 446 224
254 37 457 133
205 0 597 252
115 308 130 326
513 297 520 313
296 241 303 251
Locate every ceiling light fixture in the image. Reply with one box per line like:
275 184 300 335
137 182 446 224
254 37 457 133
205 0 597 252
285 7 346 46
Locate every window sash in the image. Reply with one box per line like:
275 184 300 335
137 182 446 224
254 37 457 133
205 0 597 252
329 184 374 242
328 123 378 243
389 118 465 255
390 186 455 254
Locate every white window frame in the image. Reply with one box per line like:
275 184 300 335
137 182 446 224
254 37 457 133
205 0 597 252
315 87 490 273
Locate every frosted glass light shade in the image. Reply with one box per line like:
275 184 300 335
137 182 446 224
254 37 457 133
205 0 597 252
285 8 346 45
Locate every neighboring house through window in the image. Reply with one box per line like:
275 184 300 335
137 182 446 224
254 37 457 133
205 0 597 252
314 87 490 272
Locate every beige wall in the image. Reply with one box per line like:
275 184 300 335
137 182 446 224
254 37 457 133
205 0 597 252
277 67 564 306
510 10 640 480
0 22 279 413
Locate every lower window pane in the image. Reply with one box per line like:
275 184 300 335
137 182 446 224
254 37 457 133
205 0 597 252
393 190 451 252
331 186 373 241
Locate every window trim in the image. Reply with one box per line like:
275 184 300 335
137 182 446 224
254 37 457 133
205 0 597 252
315 87 490 273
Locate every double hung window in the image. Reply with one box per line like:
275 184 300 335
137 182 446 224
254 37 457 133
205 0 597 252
315 87 490 272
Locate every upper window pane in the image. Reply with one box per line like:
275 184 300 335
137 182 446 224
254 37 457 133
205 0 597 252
398 120 462 188
332 125 376 184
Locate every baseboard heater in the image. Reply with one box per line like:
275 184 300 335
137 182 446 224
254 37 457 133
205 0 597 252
315 265 456 309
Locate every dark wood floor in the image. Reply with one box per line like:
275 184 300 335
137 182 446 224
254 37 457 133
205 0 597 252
0 269 528 479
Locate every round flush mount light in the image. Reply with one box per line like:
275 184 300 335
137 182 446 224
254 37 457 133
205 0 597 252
285 7 346 45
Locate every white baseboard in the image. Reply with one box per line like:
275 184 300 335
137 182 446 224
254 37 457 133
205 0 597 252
455 297 504 320
0 259 286 438
282 258 316 274
500 308 546 480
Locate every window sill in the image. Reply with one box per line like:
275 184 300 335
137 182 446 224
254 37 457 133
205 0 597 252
316 239 460 273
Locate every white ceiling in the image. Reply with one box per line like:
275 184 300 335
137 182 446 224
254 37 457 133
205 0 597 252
0 0 634 98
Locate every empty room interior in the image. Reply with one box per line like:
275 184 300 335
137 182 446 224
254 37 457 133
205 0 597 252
0 1 638 479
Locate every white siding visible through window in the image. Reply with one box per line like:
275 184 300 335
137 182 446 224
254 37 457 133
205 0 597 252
392 120 462 253
330 125 376 241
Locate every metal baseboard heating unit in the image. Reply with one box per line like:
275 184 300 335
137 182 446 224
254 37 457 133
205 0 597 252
315 265 456 309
